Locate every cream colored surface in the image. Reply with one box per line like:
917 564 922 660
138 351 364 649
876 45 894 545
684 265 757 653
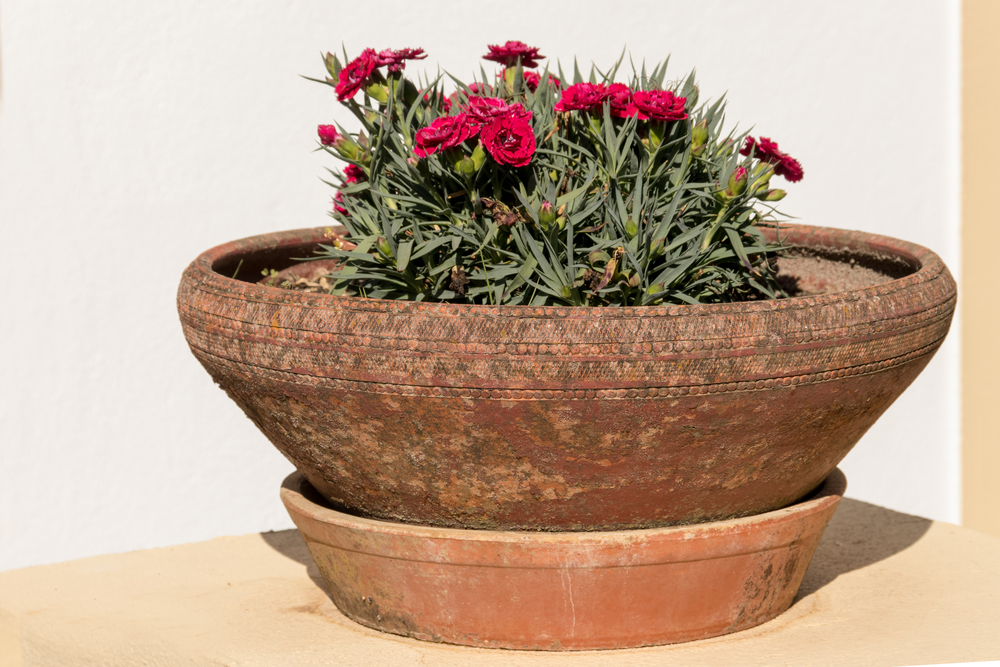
1 499 998 666
963 0 1000 538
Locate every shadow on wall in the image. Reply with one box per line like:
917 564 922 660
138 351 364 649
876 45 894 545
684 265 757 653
260 498 933 601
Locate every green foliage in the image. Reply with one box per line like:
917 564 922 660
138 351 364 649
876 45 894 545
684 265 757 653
312 55 790 306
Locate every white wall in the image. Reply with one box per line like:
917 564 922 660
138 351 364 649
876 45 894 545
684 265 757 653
0 0 961 571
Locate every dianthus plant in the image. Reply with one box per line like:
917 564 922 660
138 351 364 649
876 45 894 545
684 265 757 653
311 41 803 306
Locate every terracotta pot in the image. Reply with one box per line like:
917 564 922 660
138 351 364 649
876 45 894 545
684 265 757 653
178 224 955 530
281 468 847 650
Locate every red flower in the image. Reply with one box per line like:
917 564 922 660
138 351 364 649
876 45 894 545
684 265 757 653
631 90 687 122
343 164 366 183
740 136 804 183
467 82 493 96
464 97 532 125
554 83 609 113
414 114 479 158
607 83 637 119
480 115 536 167
776 155 804 182
333 190 349 216
335 48 378 101
318 125 340 146
375 47 426 73
483 41 544 68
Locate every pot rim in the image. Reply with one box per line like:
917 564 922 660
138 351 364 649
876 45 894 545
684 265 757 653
184 223 949 319
281 467 847 547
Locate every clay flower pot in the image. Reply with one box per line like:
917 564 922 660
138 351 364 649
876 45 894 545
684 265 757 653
178 223 955 531
280 468 848 650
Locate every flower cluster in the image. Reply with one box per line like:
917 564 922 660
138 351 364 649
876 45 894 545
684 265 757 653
415 97 535 167
312 42 804 307
334 47 426 100
554 83 688 122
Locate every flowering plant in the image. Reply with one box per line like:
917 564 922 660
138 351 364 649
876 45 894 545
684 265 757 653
311 41 803 306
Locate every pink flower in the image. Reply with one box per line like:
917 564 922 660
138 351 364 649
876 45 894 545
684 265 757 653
375 47 426 74
335 48 379 101
740 136 804 183
554 83 610 113
318 125 340 146
343 164 366 183
606 83 637 119
414 114 479 158
483 41 544 68
631 90 687 122
480 115 536 167
464 97 532 125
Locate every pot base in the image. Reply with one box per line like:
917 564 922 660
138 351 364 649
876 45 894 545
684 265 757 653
281 469 846 651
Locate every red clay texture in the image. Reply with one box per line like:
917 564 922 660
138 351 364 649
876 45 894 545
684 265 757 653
281 468 847 650
178 224 955 531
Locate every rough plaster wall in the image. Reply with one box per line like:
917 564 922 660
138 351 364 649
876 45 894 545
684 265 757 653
0 0 961 571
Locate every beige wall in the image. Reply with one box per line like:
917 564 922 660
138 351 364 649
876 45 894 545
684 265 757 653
963 0 1000 537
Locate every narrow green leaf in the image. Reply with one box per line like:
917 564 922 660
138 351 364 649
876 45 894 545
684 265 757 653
396 239 413 273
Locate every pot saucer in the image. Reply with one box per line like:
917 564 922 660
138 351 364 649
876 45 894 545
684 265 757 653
281 468 846 651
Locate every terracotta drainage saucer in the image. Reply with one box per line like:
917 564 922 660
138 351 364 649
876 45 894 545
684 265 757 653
281 469 847 651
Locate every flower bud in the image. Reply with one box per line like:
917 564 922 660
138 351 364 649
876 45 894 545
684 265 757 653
318 125 340 146
759 189 787 201
725 166 749 198
539 201 557 230
453 156 477 176
503 67 517 91
627 272 640 288
446 146 483 176
376 237 392 258
365 81 389 104
319 125 363 161
471 144 487 171
691 119 709 157
625 216 639 239
650 237 665 257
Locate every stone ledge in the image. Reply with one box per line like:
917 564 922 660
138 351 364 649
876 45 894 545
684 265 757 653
1 498 999 666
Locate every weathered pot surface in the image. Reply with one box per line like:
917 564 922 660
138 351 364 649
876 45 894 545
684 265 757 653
281 468 847 650
178 224 955 530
